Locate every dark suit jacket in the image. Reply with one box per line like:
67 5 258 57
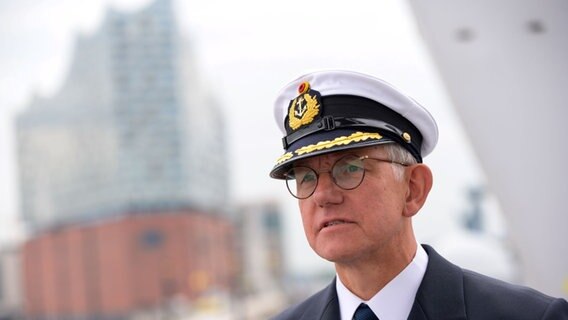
272 245 568 319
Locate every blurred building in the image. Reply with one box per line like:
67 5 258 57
15 0 228 232
14 0 236 319
22 211 236 319
430 186 520 284
0 247 22 320
236 202 284 293
408 0 568 298
234 202 286 319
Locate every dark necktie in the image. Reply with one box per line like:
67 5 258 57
353 303 379 320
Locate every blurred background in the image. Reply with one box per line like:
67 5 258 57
0 0 566 319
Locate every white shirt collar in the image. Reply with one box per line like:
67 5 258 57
336 244 428 320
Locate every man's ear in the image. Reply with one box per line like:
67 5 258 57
403 164 433 217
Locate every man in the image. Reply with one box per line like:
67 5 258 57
268 70 568 319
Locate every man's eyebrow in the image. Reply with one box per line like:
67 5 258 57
293 160 313 167
295 152 359 167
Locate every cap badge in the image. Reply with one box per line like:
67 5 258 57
288 82 321 131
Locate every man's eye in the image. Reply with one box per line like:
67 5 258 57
301 173 317 183
340 162 364 174
346 164 363 173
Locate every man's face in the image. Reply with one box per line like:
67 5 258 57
296 145 411 265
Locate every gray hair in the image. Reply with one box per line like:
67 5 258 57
381 143 418 180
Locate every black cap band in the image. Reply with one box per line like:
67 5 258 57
282 95 424 162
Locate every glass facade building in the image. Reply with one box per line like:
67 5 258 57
16 0 229 231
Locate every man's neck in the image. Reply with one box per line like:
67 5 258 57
335 240 417 300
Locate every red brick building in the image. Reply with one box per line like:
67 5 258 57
22 211 236 319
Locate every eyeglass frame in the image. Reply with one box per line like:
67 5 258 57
283 154 410 199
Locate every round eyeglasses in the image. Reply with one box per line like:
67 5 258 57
284 154 409 199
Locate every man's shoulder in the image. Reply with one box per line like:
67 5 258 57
419 244 568 319
463 268 551 302
461 268 568 318
271 280 338 320
270 293 321 320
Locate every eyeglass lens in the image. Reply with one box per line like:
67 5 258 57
284 155 366 199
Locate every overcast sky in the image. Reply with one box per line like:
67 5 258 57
0 0 495 273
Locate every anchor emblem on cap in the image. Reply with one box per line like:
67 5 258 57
288 82 321 131
294 97 307 118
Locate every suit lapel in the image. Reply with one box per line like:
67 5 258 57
408 245 467 320
299 278 341 320
408 301 428 320
320 292 341 320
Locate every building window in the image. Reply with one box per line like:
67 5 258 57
138 229 165 249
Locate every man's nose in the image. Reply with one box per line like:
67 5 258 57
311 171 342 206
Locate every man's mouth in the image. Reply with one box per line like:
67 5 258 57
322 220 351 229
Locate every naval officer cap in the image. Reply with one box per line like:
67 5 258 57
270 69 439 179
